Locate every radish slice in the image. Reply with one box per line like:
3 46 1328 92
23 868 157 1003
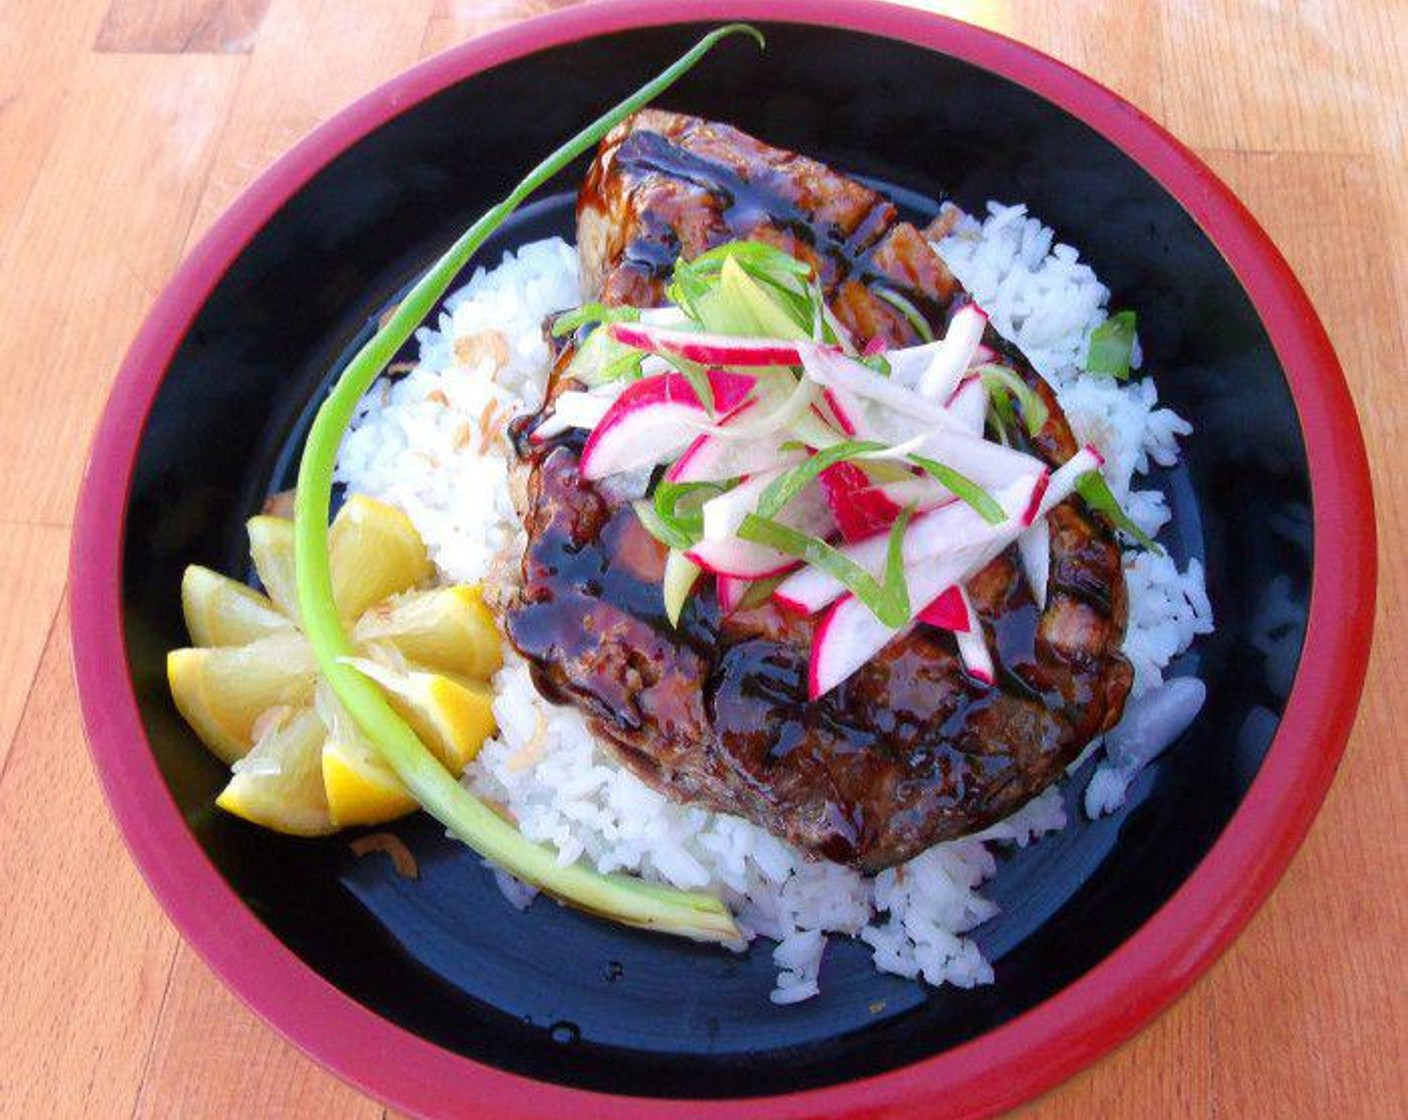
819 462 902 542
798 343 963 433
774 476 1038 615
700 467 791 541
946 376 987 436
917 586 969 632
862 476 956 516
530 389 617 442
1017 517 1051 609
686 539 800 580
667 402 805 483
580 369 755 480
918 305 988 400
716 574 750 614
808 593 884 699
953 587 995 684
608 322 804 367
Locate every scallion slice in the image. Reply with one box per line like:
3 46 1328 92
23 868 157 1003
973 362 1049 437
1075 470 1163 553
873 287 935 343
909 454 1006 525
1086 310 1137 378
738 507 913 626
755 439 886 519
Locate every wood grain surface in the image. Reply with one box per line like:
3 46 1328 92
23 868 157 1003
1 1 1402 1116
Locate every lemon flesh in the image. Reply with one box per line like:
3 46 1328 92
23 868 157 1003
247 515 301 624
343 658 497 773
322 738 418 827
181 565 292 648
216 706 335 836
353 585 502 681
329 495 433 622
167 631 319 764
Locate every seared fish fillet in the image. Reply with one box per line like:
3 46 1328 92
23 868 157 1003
505 112 1132 872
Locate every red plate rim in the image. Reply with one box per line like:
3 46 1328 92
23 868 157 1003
69 2 1376 1118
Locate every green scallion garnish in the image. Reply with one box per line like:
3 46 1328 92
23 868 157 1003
293 24 764 943
909 455 1006 525
1075 470 1162 553
1085 309 1137 378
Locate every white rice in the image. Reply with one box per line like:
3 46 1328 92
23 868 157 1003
334 200 1212 1002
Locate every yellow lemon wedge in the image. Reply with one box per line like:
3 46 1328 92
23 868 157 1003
329 495 433 622
353 585 502 681
342 656 496 773
181 565 292 648
216 706 336 836
167 631 319 764
247 515 301 624
313 682 418 827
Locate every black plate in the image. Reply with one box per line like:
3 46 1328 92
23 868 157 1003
120 20 1307 1099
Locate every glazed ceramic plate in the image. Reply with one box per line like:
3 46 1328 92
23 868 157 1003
72 3 1374 1117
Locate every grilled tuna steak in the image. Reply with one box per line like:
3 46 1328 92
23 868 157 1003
504 112 1132 872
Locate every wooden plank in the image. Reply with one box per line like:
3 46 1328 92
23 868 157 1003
130 944 386 1120
0 0 110 271
0 610 180 1120
0 52 244 528
186 0 436 245
95 0 273 54
0 525 69 772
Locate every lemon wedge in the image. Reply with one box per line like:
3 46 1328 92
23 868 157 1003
216 706 335 836
353 585 502 680
167 632 319 764
314 682 418 827
247 515 301 623
329 495 433 622
181 565 292 648
343 656 496 773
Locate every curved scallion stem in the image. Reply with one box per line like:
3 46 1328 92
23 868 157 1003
294 24 764 943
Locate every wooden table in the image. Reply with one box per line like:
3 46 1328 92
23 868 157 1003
2 1 1403 1116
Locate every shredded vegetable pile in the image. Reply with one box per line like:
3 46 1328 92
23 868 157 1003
540 243 1150 698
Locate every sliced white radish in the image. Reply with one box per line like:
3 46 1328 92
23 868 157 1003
953 587 995 684
530 390 616 441
716 574 749 614
689 473 834 579
808 592 885 699
1017 517 1051 609
608 322 804 367
946 376 987 436
918 304 988 400
690 372 817 442
916 586 969 632
579 369 755 480
798 343 963 433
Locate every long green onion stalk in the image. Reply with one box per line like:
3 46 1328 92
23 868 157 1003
294 25 764 942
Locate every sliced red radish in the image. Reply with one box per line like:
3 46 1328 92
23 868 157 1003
918 304 988 400
862 476 956 516
808 592 892 699
667 401 805 483
716 574 750 614
773 476 1038 615
580 369 755 480
608 322 804 367
700 467 792 541
945 376 987 436
819 461 902 542
820 387 858 436
953 587 995 684
686 538 800 581
917 586 969 632
1017 517 1051 609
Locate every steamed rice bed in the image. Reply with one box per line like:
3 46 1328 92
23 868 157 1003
334 202 1212 1003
